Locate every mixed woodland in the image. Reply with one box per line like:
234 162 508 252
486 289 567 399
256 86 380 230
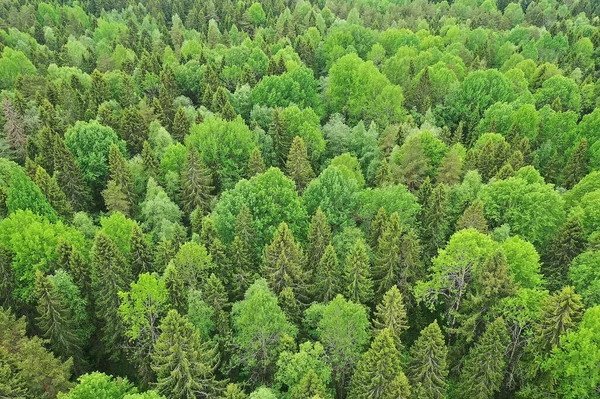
2 0 600 398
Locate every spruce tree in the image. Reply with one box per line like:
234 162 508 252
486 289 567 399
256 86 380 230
53 134 89 211
308 207 332 272
407 320 448 399
35 271 82 362
563 138 589 189
375 157 392 187
314 244 342 303
223 383 248 399
172 106 190 143
142 141 160 181
35 126 56 174
211 86 230 114
130 222 154 275
162 263 187 314
104 144 135 216
535 286 583 350
0 246 14 308
262 222 307 301
286 136 314 193
422 183 449 259
456 200 488 233
459 317 509 399
102 180 131 216
348 328 411 399
180 147 214 216
247 146 266 177
152 310 221 399
221 100 237 121
542 215 586 290
270 108 290 167
373 285 408 351
374 212 403 297
494 163 514 180
344 240 374 306
33 165 73 220
369 207 388 249
158 66 178 129
120 106 148 155
203 273 229 335
91 232 133 357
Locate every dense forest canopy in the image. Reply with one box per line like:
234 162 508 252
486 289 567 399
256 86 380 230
1 0 600 398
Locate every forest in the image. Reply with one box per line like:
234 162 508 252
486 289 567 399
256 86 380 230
1 0 600 397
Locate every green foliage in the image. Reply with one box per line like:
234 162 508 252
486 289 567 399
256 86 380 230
407 321 448 399
231 279 297 385
58 372 135 399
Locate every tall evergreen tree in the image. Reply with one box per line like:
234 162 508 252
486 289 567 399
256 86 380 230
172 106 190 143
369 207 388 249
344 240 374 306
270 108 290 168
308 207 332 272
542 215 587 290
162 263 187 314
180 147 214 216
152 310 221 399
0 246 14 308
348 328 411 399
262 222 307 301
534 286 583 351
407 320 448 399
203 273 229 335
53 134 89 211
314 244 342 303
563 138 588 189
130 222 154 275
104 144 135 216
142 141 160 181
120 106 148 155
375 157 392 187
456 200 488 233
158 66 178 129
291 370 329 399
459 317 509 399
35 271 82 362
374 212 403 297
247 146 266 177
286 136 314 193
33 165 73 220
373 285 408 351
91 232 133 357
35 126 56 174
421 183 449 259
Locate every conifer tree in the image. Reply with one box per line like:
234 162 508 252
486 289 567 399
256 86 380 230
454 251 515 346
369 207 388 249
142 141 160 181
104 144 135 216
90 69 109 111
247 146 266 177
120 106 148 155
0 246 14 308
374 212 403 296
152 310 221 399
35 271 82 362
229 205 257 296
262 222 307 301
535 286 583 351
158 66 178 129
563 138 589 189
314 244 342 303
91 232 133 357
270 108 290 168
422 183 449 259
456 200 488 233
102 180 131 216
130 222 154 275
221 100 237 121
286 136 314 193
407 320 448 399
35 126 56 174
542 215 586 290
53 134 89 211
33 165 73 220
180 147 214 216
373 285 408 351
278 286 301 326
344 240 374 306
211 86 230 114
459 318 509 399
348 328 411 399
172 106 190 143
162 263 187 314
203 273 229 335
417 176 433 207
308 207 332 271
375 157 392 187
494 163 514 180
